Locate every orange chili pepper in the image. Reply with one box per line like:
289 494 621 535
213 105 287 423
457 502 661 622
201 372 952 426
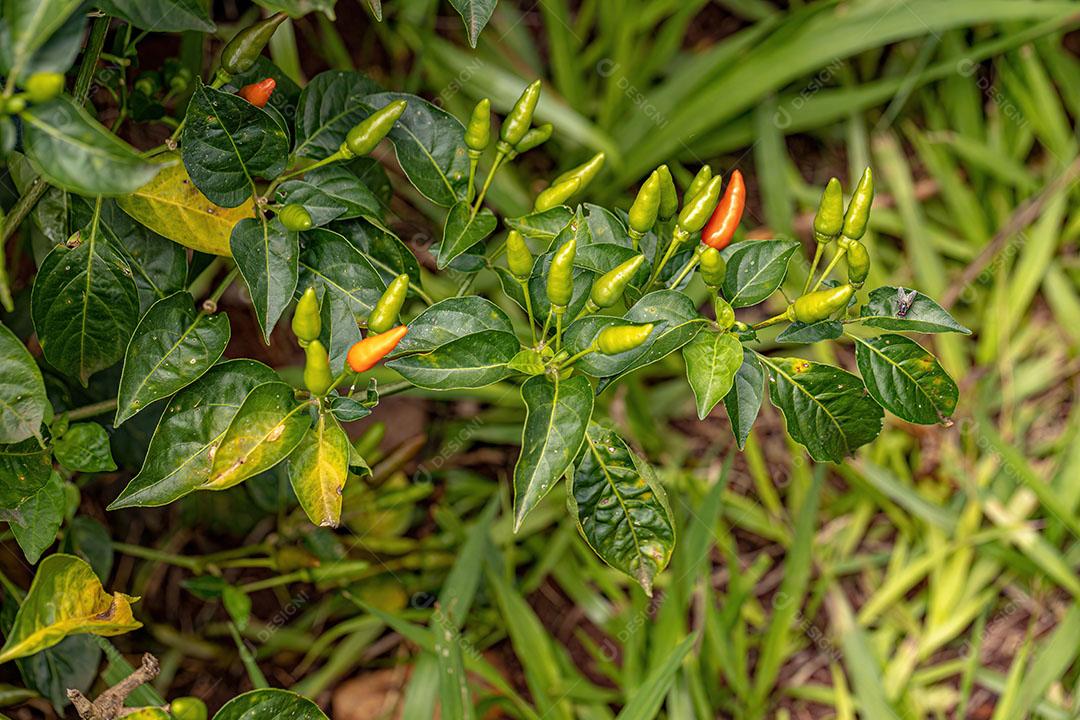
347 325 408 373
701 169 746 251
238 78 276 108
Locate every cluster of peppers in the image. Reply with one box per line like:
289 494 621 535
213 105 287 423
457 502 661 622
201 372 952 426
0 71 65 116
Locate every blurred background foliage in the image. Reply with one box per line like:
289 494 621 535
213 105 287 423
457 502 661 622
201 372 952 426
7 1 1080 718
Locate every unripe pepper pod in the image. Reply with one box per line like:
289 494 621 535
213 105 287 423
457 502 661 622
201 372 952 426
292 287 321 344
506 230 534 280
220 13 288 76
713 297 735 330
304 340 334 396
788 283 854 323
368 273 410 334
699 247 726 287
278 203 312 232
238 77 275 107
170 697 208 720
684 165 712 204
342 100 407 157
591 255 644 308
597 323 654 355
702 169 745 250
24 72 65 103
513 123 553 156
546 236 577 308
465 98 491 153
629 171 661 235
813 177 844 243
553 152 606 190
846 240 870 286
347 325 408 373
841 167 874 241
677 176 723 234
500 79 541 147
655 164 678 221
534 176 581 212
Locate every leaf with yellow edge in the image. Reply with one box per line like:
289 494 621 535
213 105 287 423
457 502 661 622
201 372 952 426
116 154 255 256
288 408 349 527
0 555 141 664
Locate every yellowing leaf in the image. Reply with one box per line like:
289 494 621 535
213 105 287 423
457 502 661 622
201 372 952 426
116 155 255 256
0 554 141 664
288 410 350 527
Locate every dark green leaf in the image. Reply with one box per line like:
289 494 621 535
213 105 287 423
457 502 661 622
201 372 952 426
392 296 513 356
6 470 63 563
60 516 114 583
298 228 386 328
0 321 47 444
682 330 743 420
115 292 230 425
181 80 289 207
21 97 160 195
760 355 884 463
723 349 764 449
853 333 958 424
583 204 633 247
95 0 215 31
857 286 971 334
775 319 843 344
16 634 100 712
53 423 115 472
289 409 350 527
108 360 278 508
438 201 497 269
275 180 347 226
302 164 384 219
206 382 311 490
31 218 140 385
0 0 82 77
367 92 470 207
326 394 374 422
333 218 421 286
294 70 380 160
569 423 674 595
514 374 593 530
387 330 518 390
231 217 299 342
721 239 800 307
0 439 53 509
317 291 362 374
213 689 328 720
505 207 574 242
448 0 496 47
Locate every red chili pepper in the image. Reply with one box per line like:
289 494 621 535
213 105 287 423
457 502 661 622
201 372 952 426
701 169 746 251
238 78 276 108
347 325 408 373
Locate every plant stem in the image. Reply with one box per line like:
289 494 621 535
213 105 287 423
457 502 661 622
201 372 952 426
803 243 825 295
559 344 597 368
410 282 434 306
74 16 110 104
520 280 537 345
377 380 412 397
470 152 506 219
204 265 240 307
112 542 202 571
810 245 848 293
466 153 480 203
647 227 688 290
67 398 119 422
668 246 704 289
540 308 553 343
752 312 790 330
554 308 564 352
186 256 227 297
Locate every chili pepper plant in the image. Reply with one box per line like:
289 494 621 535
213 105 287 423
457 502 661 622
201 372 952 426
0 2 969 717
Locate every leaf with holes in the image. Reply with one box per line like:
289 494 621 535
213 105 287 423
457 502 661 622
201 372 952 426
569 423 674 595
853 333 957 425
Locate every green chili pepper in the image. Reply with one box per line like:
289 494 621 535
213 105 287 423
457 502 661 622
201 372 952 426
553 152 606 190
500 79 541 148
547 236 577 308
813 177 843 243
278 204 313 232
656 164 678 221
134 73 160 96
629 171 661 236
465 98 491 154
841 167 874 241
684 165 712 205
699 247 726 287
4 96 26 114
597 323 654 354
506 230 534 280
714 296 735 330
591 255 644 308
304 340 334 396
170 697 208 720
23 72 65 103
292 287 321 344
677 176 723 234
368 273 410 334
534 176 581 212
510 123 553 158
220 13 288 76
788 284 854 323
846 240 870 287
342 100 407 157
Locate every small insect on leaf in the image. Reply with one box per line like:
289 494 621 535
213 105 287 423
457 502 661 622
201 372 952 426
896 287 917 318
